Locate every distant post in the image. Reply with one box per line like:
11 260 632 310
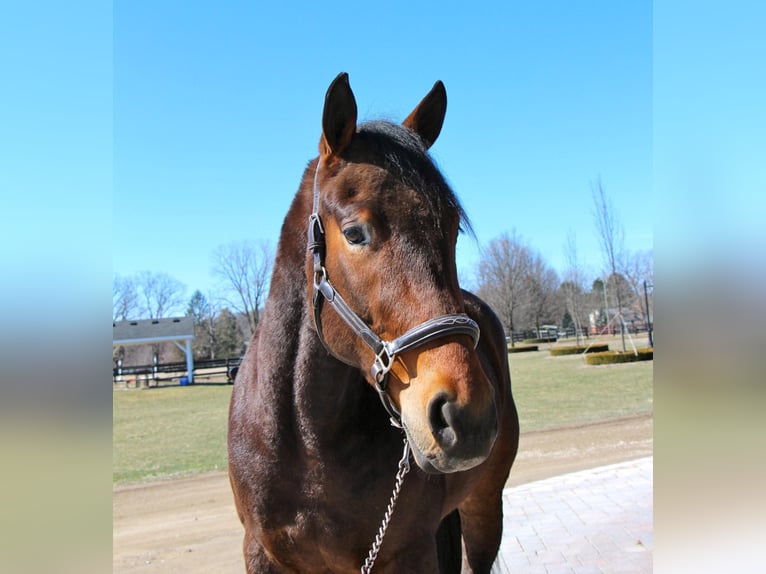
643 280 653 347
185 339 194 383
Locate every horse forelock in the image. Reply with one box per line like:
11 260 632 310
350 121 474 238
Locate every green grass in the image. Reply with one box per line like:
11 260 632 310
113 385 232 484
113 337 653 483
509 348 653 432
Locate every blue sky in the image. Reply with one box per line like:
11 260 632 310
1 2 763 327
111 0 652 300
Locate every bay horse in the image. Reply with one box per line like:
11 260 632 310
228 73 519 573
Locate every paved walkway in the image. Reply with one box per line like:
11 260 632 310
493 457 653 574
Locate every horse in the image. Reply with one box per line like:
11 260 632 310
228 73 519 573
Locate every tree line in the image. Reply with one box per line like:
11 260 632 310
113 240 273 366
476 230 652 347
113 179 653 364
477 179 653 350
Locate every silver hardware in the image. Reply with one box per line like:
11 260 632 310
361 437 411 574
371 344 394 385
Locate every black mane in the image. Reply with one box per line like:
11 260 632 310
354 120 474 238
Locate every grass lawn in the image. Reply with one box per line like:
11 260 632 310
113 336 652 484
113 384 233 484
509 345 653 432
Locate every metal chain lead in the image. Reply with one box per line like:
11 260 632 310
361 437 411 574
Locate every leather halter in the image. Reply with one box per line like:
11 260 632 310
307 160 480 427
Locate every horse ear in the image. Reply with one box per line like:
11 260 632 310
402 80 447 149
320 72 357 158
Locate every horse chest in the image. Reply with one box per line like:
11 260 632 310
251 477 378 570
254 454 396 526
249 453 442 567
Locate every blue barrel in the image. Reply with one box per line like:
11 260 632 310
179 376 189 386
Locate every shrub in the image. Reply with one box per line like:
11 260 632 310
585 348 654 365
522 337 557 344
507 345 539 354
550 344 609 356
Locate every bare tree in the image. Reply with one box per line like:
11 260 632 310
211 240 273 338
623 249 653 325
623 250 654 338
187 290 222 360
135 271 187 319
523 251 561 337
561 230 589 345
476 231 532 346
592 177 629 351
589 278 609 332
113 271 187 366
113 274 139 364
113 274 138 321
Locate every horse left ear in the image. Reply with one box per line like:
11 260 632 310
403 81 447 149
320 72 358 159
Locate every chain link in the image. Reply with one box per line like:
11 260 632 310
360 437 411 574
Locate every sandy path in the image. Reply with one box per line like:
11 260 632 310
113 414 652 573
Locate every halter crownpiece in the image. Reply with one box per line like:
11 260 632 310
307 160 480 427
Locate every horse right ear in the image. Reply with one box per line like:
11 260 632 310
402 80 447 149
320 73 357 159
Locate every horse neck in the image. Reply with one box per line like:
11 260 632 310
294 336 378 444
263 270 384 453
257 169 389 449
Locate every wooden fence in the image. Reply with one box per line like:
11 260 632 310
113 356 243 386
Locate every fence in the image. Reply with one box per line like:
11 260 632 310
113 356 243 386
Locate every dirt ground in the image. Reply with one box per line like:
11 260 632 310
113 413 652 573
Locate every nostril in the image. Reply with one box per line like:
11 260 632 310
428 393 457 449
428 393 448 431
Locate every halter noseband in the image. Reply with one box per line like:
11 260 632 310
307 160 480 427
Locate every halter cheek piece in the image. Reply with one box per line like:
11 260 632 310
307 160 480 428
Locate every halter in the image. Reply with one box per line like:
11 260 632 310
307 159 480 427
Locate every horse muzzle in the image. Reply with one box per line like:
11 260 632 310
397 353 499 474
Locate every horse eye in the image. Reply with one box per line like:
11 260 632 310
342 226 368 246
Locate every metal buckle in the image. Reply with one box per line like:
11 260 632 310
371 344 394 386
307 212 325 240
313 265 327 293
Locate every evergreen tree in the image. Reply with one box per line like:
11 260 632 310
214 308 243 359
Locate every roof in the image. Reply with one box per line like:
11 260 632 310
113 316 194 346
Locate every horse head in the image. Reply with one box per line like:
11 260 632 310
307 73 498 474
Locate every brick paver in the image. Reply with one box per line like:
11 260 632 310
493 457 653 573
